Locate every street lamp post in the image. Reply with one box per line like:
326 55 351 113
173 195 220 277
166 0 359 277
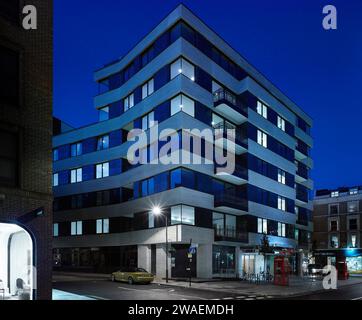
152 206 169 283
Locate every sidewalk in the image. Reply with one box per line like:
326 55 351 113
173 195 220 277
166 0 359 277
153 276 362 298
52 289 95 300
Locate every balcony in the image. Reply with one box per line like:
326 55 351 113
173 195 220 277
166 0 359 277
213 122 248 155
295 140 309 160
296 161 308 182
214 192 248 211
214 225 248 243
214 163 248 185
213 89 248 124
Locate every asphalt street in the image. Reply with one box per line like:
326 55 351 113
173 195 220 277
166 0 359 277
53 276 362 301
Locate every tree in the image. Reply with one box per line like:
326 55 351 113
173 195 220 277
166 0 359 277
259 234 273 274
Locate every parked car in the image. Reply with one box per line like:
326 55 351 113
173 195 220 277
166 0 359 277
111 267 154 284
307 264 330 276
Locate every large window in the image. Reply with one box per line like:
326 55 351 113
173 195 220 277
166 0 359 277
96 219 109 234
329 204 339 215
277 116 286 132
349 218 358 230
53 223 59 237
96 162 109 179
71 142 82 157
256 101 268 119
278 169 286 185
97 135 109 151
171 205 195 225
348 201 358 213
71 221 82 236
124 93 134 112
70 168 82 184
142 111 155 131
212 245 235 274
330 235 339 248
0 129 18 187
170 57 195 81
257 218 268 234
257 130 267 148
171 94 195 117
278 196 286 211
142 78 154 99
53 173 59 187
277 222 286 237
0 45 19 106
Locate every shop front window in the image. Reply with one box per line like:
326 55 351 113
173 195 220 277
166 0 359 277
0 223 34 300
212 245 235 274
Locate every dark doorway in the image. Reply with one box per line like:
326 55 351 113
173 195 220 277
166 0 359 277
171 244 196 278
151 244 156 275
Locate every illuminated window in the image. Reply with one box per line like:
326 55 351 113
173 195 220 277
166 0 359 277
257 130 267 148
53 173 59 187
256 101 268 119
171 205 195 225
53 223 59 237
278 222 286 237
331 191 339 198
142 111 155 130
278 169 286 185
70 168 82 184
278 196 286 211
348 201 358 213
124 93 134 112
350 188 358 195
142 78 154 99
351 235 357 248
171 94 195 117
277 116 286 131
170 58 195 81
331 235 338 248
96 219 109 234
257 218 267 234
97 135 109 151
71 221 82 236
96 162 109 179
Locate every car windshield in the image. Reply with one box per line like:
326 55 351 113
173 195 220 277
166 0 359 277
120 267 148 273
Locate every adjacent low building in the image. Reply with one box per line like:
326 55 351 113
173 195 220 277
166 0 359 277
53 4 313 279
313 186 362 274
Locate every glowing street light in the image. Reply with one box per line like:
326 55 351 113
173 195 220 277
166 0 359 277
152 206 169 283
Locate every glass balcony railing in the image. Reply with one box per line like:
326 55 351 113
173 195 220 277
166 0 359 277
214 191 248 211
213 88 248 117
215 163 248 181
214 225 248 243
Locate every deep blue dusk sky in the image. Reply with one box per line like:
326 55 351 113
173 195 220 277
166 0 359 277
54 0 362 191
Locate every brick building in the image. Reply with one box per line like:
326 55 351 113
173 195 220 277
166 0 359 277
313 186 362 274
0 1 53 299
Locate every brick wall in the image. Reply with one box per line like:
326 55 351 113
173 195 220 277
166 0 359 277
0 0 53 300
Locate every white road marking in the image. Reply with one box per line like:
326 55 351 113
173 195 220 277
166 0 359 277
352 297 362 300
222 297 234 300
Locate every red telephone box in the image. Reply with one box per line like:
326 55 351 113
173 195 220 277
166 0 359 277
337 260 349 280
274 256 289 286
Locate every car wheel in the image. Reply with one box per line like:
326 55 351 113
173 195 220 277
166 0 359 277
128 277 134 285
111 275 115 282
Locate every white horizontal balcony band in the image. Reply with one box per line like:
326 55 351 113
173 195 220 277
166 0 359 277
248 201 296 225
53 224 214 249
248 140 296 175
248 171 295 200
248 110 296 149
95 39 183 108
94 7 184 81
294 126 313 148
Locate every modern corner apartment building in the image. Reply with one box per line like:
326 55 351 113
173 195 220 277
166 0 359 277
52 4 313 278
313 186 362 274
